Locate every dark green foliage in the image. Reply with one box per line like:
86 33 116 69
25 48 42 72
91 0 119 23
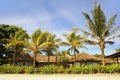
0 24 27 64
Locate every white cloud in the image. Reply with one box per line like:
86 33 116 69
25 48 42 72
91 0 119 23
0 16 34 25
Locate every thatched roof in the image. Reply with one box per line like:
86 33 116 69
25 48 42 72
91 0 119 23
106 52 120 58
97 57 115 64
7 54 34 61
36 55 57 62
74 53 101 62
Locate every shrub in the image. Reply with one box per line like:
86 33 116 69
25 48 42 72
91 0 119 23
0 64 22 74
25 66 34 73
40 65 58 74
0 64 120 74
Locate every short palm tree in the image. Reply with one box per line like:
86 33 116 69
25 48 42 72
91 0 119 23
5 30 29 65
24 28 49 67
82 4 120 65
42 33 61 65
61 29 86 66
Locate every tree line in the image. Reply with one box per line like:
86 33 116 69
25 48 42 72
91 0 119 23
0 4 120 67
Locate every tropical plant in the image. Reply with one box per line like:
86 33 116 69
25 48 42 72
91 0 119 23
23 28 49 67
42 33 61 65
81 4 120 65
0 24 23 64
61 29 86 66
58 51 70 68
4 30 29 65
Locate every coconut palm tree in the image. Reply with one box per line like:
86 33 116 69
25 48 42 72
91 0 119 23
42 33 61 65
61 29 86 66
82 4 120 65
5 30 29 65
24 28 49 67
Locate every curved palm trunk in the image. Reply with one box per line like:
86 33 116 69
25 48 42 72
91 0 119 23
99 41 105 66
33 52 37 68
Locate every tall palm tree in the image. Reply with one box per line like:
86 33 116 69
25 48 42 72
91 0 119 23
24 29 49 67
5 30 29 65
61 29 86 66
82 4 120 65
42 33 61 65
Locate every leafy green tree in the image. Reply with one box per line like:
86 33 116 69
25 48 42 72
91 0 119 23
82 4 120 65
61 29 86 66
42 33 61 65
5 30 29 65
24 29 49 67
0 24 23 64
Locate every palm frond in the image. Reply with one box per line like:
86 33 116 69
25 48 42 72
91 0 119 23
5 42 14 49
36 31 49 45
82 12 96 32
109 25 120 36
60 42 70 46
104 14 117 37
84 40 98 45
31 28 42 45
74 48 79 53
107 34 120 40
105 41 114 45
21 48 31 54
17 31 29 41
107 14 117 30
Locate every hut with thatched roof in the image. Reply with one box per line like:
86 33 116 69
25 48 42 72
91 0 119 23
6 54 34 66
70 52 101 65
105 52 120 63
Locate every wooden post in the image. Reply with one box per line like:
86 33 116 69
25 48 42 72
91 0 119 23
116 57 119 64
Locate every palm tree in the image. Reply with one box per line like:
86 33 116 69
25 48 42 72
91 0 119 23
61 29 86 66
5 30 29 65
24 28 49 67
58 50 70 68
82 4 120 65
42 33 61 65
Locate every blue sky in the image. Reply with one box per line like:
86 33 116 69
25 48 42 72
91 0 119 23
0 0 120 55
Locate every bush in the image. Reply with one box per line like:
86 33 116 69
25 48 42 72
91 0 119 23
0 64 120 74
25 66 34 73
0 64 22 74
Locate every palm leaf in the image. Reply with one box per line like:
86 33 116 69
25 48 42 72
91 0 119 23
61 42 70 46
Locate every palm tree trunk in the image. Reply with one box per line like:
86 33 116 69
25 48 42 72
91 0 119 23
100 47 105 66
56 56 57 65
99 41 105 66
74 48 76 66
48 55 50 65
13 46 16 66
33 52 36 68
13 53 16 66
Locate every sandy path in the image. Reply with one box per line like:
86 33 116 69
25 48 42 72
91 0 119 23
0 74 120 80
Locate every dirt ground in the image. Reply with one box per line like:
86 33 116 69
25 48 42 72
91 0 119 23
0 74 120 80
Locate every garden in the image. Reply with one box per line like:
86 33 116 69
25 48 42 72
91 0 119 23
0 64 120 74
